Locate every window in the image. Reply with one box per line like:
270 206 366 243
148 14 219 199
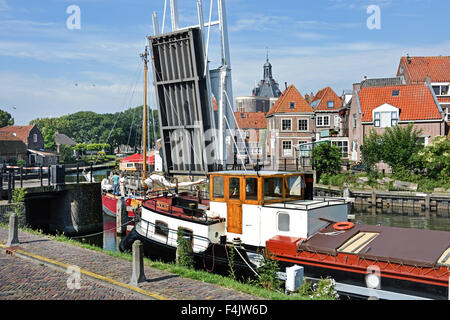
391 111 398 126
264 177 283 201
278 213 290 232
33 133 38 143
433 85 450 96
316 115 330 127
229 177 240 199
290 102 295 109
286 175 303 199
213 176 224 198
352 114 357 128
282 141 292 157
298 119 308 131
331 141 348 157
155 221 169 237
374 112 380 127
392 90 399 96
327 101 334 109
281 119 292 131
245 178 258 201
241 113 245 118
334 116 341 127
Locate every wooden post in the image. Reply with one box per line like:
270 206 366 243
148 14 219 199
90 164 93 183
76 163 80 184
7 171 12 204
48 166 51 186
11 168 15 190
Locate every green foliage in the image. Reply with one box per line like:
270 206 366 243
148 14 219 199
29 107 160 153
58 144 75 163
360 129 382 174
176 227 194 269
312 142 342 181
380 123 423 174
255 250 282 291
9 188 27 218
414 136 450 181
16 158 26 167
297 277 339 300
227 244 236 280
0 109 14 128
42 126 56 150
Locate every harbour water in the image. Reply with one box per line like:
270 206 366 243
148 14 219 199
76 204 450 253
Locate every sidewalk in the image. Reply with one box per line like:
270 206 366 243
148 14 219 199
0 227 262 300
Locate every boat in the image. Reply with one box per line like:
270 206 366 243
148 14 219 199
119 0 449 300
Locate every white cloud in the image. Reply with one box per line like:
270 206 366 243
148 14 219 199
0 0 9 11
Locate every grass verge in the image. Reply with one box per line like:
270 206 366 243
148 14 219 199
0 224 329 300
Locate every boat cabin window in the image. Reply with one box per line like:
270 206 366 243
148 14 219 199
155 221 169 238
212 176 225 199
245 178 258 201
278 213 290 232
264 177 283 201
286 175 303 200
229 177 240 200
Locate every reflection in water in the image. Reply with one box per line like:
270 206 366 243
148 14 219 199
351 204 450 232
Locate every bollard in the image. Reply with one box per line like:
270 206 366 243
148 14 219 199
6 213 19 247
116 197 127 235
285 265 304 293
130 240 146 286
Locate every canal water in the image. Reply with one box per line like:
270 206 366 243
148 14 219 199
76 204 450 253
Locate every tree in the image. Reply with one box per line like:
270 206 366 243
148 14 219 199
312 142 342 181
360 129 382 175
380 123 423 174
0 109 14 128
414 136 450 180
42 126 56 150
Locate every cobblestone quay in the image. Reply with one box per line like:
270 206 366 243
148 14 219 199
0 227 262 300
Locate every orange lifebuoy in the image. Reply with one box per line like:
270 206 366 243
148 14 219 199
333 221 354 231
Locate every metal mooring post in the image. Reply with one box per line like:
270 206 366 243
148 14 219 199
6 213 19 247
130 240 146 286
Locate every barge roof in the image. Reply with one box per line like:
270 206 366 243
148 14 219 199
301 224 450 267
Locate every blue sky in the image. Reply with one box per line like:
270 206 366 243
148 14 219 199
0 0 449 125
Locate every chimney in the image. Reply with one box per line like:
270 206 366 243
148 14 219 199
407 54 411 64
425 76 431 85
285 82 288 90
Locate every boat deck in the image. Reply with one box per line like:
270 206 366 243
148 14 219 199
300 224 450 268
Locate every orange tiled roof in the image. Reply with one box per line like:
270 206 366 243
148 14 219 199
266 85 312 116
235 112 267 129
310 86 342 111
358 84 442 122
0 125 34 144
0 131 22 141
438 96 450 104
399 56 450 83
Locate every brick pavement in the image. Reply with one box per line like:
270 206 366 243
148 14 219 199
0 227 262 300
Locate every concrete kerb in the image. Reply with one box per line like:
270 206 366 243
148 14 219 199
0 243 169 300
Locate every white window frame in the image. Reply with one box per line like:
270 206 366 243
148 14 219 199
281 118 292 132
282 140 292 157
297 118 309 132
316 115 330 127
327 101 334 109
33 133 38 143
331 140 349 157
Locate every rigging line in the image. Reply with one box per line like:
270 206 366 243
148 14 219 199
223 114 247 173
151 48 208 177
69 219 134 239
203 0 213 77
93 63 143 166
127 102 138 147
223 89 253 165
162 0 167 33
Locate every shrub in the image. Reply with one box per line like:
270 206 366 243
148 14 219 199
176 227 194 269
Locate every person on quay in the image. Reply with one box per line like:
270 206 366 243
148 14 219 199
112 171 120 196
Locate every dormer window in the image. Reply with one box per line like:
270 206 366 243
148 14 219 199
327 101 334 109
392 90 399 96
374 108 399 128
241 113 245 118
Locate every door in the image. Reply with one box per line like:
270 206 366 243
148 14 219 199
227 177 242 234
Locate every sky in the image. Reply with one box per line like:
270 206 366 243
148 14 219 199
0 0 449 125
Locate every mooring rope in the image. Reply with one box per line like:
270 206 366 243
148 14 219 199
68 219 135 239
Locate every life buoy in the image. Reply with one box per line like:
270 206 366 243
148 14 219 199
333 221 354 231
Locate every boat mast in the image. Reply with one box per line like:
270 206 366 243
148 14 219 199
140 46 149 188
